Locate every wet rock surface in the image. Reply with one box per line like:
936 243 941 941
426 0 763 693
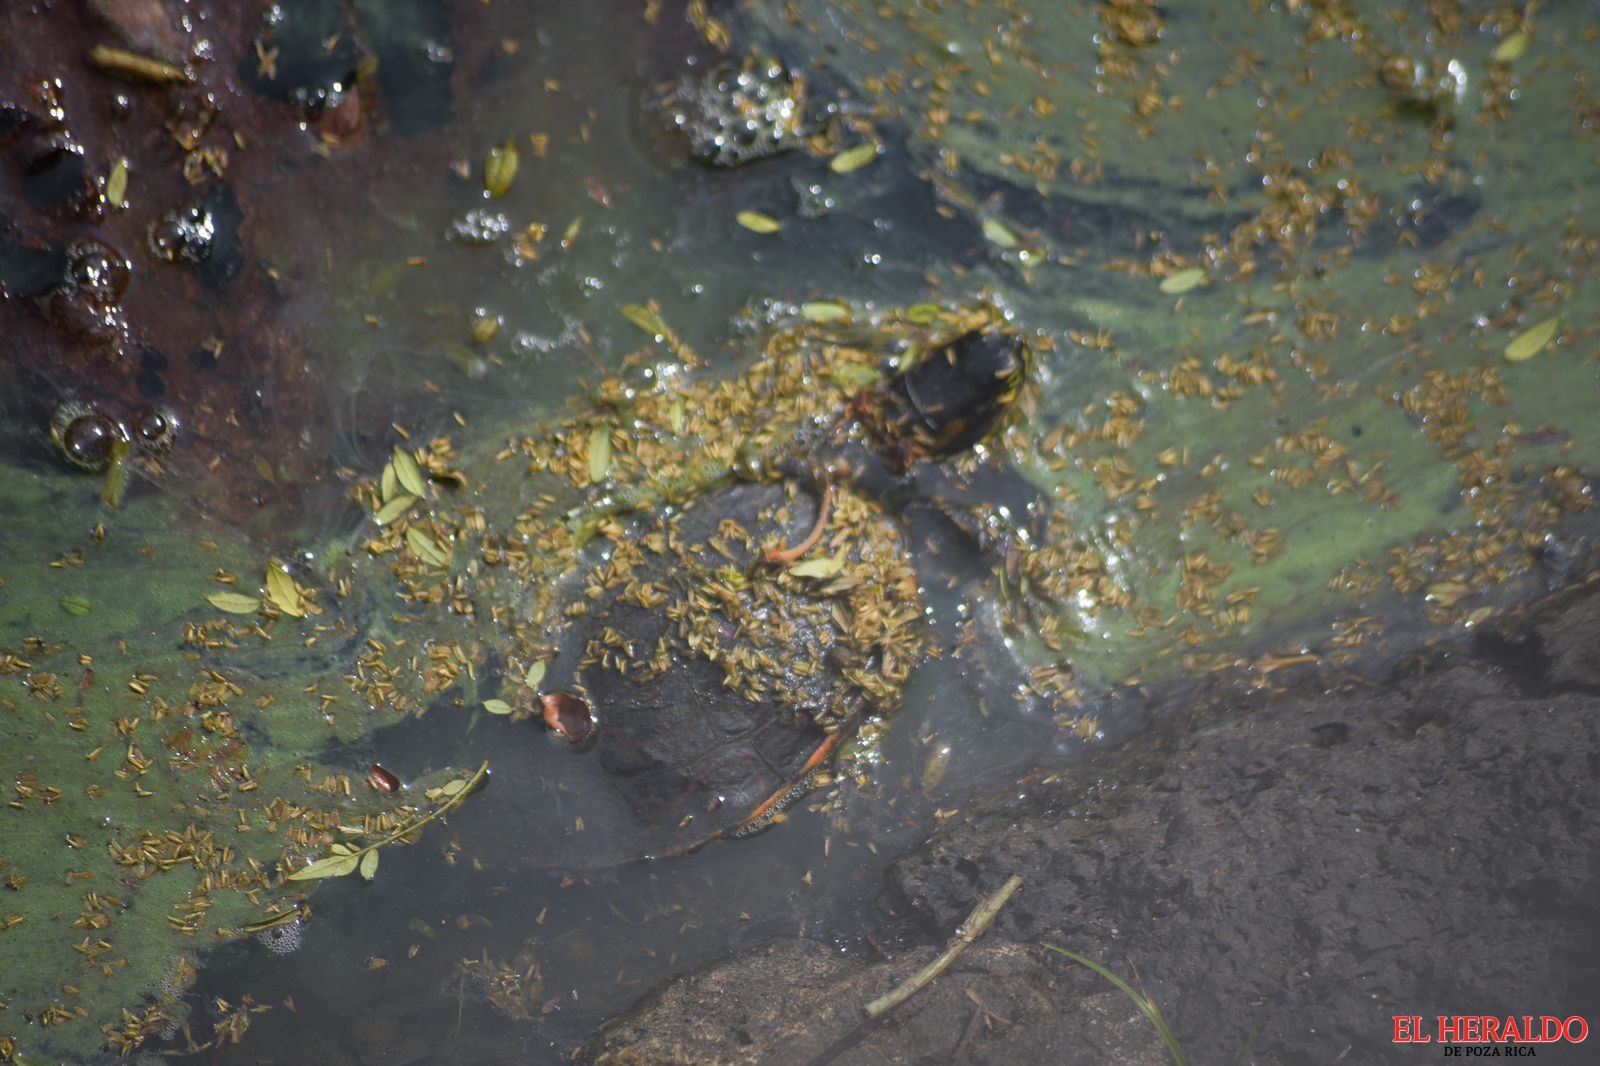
588 580 1600 1065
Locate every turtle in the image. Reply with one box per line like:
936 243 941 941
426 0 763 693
367 310 1033 868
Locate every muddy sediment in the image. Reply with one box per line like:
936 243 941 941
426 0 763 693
589 579 1600 1065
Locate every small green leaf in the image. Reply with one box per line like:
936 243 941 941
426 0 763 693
669 398 687 435
206 591 262 614
1159 267 1207 295
1505 316 1560 362
485 140 520 198
831 363 881 388
525 660 547 689
286 852 361 881
379 460 399 502
562 216 584 244
265 563 304 617
440 778 468 797
736 210 782 234
391 446 428 497
588 425 612 484
982 217 1020 249
375 494 417 526
830 142 880 174
905 303 941 325
483 698 514 715
100 438 130 509
406 528 450 567
59 595 93 617
789 552 847 579
622 303 668 336
470 310 502 346
358 849 380 882
1492 30 1529 63
106 157 129 205
801 301 851 322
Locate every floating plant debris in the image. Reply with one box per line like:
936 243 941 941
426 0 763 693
736 210 782 234
406 528 450 567
105 157 128 205
287 762 489 882
58 595 92 616
375 494 417 525
539 692 595 744
391 446 428 497
981 217 1019 249
1505 316 1561 362
829 142 879 174
801 301 851 322
368 764 400 793
264 562 304 617
1159 267 1207 294
588 425 612 483
206 591 262 614
484 140 520 198
621 302 668 336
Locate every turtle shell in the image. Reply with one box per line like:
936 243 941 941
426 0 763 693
468 476 923 867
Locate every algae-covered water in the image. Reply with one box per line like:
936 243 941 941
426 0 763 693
2 0 1596 1061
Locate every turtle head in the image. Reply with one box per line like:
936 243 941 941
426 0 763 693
868 326 1029 472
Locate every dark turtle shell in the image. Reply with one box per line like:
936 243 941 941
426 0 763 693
467 477 921 867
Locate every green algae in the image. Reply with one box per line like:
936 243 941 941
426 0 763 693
0 477 472 1060
4 0 1599 1059
732 0 1600 692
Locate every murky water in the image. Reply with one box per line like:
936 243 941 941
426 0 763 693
3 0 1597 1061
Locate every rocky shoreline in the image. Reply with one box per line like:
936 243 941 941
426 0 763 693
589 577 1600 1065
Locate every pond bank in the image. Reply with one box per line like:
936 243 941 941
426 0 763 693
590 571 1600 1065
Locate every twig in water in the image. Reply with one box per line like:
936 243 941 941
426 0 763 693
88 45 192 85
764 480 834 564
865 874 1023 1020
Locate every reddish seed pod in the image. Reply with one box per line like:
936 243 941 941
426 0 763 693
539 692 595 744
367 764 400 793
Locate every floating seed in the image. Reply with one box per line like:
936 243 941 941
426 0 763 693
801 301 851 322
485 140 520 198
1159 268 1207 295
736 210 782 234
588 425 612 484
1493 30 1529 63
829 143 879 174
540 692 594 744
106 158 129 205
981 217 1019 249
1505 316 1560 362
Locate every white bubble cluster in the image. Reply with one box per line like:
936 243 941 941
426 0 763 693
255 918 305 956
